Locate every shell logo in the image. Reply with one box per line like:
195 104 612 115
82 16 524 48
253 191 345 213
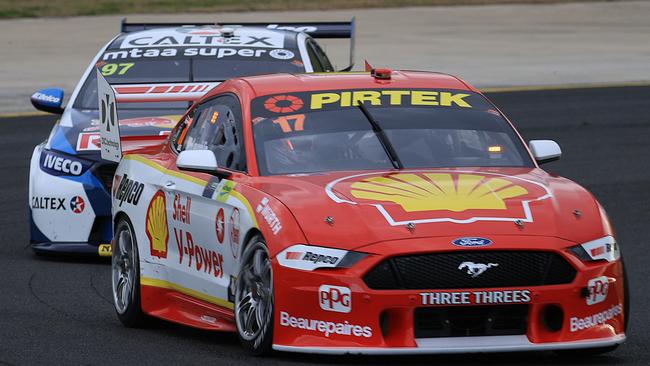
146 190 169 258
350 173 528 212
327 171 552 225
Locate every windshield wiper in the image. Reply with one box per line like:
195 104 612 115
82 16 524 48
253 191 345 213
357 102 403 169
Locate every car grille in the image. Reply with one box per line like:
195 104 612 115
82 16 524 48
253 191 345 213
364 251 576 290
414 305 529 338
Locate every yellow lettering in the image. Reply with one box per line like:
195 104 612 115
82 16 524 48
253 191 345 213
381 90 410 105
411 91 439 106
352 91 382 106
340 91 352 107
440 92 472 108
310 93 340 109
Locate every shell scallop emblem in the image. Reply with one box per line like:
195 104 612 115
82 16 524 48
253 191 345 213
350 173 528 212
146 190 169 258
327 171 551 225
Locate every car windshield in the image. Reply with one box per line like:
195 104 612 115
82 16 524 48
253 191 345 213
73 48 305 110
252 89 534 175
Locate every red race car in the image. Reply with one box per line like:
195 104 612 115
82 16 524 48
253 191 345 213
103 69 627 355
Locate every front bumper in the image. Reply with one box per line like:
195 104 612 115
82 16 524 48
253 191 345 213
272 236 627 354
274 334 626 355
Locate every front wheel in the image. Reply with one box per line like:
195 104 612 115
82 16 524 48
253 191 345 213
112 217 147 327
235 235 274 356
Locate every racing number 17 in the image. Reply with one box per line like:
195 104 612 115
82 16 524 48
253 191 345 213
273 114 305 133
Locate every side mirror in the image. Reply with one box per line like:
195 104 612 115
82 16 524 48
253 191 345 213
176 150 231 178
529 140 561 164
30 88 64 114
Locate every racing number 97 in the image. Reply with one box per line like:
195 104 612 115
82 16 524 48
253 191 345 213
101 63 135 76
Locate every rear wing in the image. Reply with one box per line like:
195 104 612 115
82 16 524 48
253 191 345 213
97 72 213 162
120 18 356 70
113 82 219 103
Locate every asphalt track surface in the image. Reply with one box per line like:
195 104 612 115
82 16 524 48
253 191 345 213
1 86 649 365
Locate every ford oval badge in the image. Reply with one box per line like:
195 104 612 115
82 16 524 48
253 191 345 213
452 237 493 247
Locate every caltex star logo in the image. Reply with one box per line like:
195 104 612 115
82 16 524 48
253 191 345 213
69 196 85 214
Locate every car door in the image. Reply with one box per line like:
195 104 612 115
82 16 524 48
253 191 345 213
162 94 248 307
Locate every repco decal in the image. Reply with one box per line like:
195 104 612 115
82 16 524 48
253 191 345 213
115 174 144 207
146 190 169 258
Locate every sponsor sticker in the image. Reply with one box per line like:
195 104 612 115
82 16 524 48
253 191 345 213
31 196 66 211
98 244 112 257
114 174 144 207
173 228 224 278
570 303 622 332
69 196 85 214
76 132 101 151
587 276 610 306
229 208 240 258
326 171 552 226
319 285 351 313
145 190 169 258
172 194 191 224
97 71 122 162
264 95 304 113
40 152 88 176
121 33 284 49
215 208 225 244
256 197 282 235
420 290 532 306
277 245 347 271
279 311 372 338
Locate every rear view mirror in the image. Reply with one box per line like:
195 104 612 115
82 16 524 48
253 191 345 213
30 88 64 114
177 150 218 172
176 149 231 179
529 140 561 164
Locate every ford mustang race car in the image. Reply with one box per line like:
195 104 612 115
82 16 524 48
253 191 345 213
28 19 354 256
104 69 627 355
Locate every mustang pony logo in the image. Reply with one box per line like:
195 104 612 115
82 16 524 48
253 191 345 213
326 170 552 225
458 261 498 277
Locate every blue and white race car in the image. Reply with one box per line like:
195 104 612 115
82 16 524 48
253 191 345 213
28 19 355 256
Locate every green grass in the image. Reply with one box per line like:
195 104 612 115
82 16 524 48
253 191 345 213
0 0 619 19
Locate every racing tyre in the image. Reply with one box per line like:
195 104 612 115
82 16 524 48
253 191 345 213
112 217 147 327
235 235 274 356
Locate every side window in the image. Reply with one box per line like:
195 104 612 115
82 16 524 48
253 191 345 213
181 95 246 172
171 110 195 152
308 39 334 72
306 40 324 72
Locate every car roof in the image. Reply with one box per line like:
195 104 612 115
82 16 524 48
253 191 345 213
226 71 476 99
108 25 301 50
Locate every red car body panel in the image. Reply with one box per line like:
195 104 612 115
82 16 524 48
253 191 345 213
120 71 626 354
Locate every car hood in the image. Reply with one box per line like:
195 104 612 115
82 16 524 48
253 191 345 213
253 167 610 251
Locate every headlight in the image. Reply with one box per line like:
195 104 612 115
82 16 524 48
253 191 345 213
277 244 367 271
569 235 620 262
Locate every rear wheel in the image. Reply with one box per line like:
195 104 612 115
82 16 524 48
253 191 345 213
235 235 274 356
112 217 147 327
